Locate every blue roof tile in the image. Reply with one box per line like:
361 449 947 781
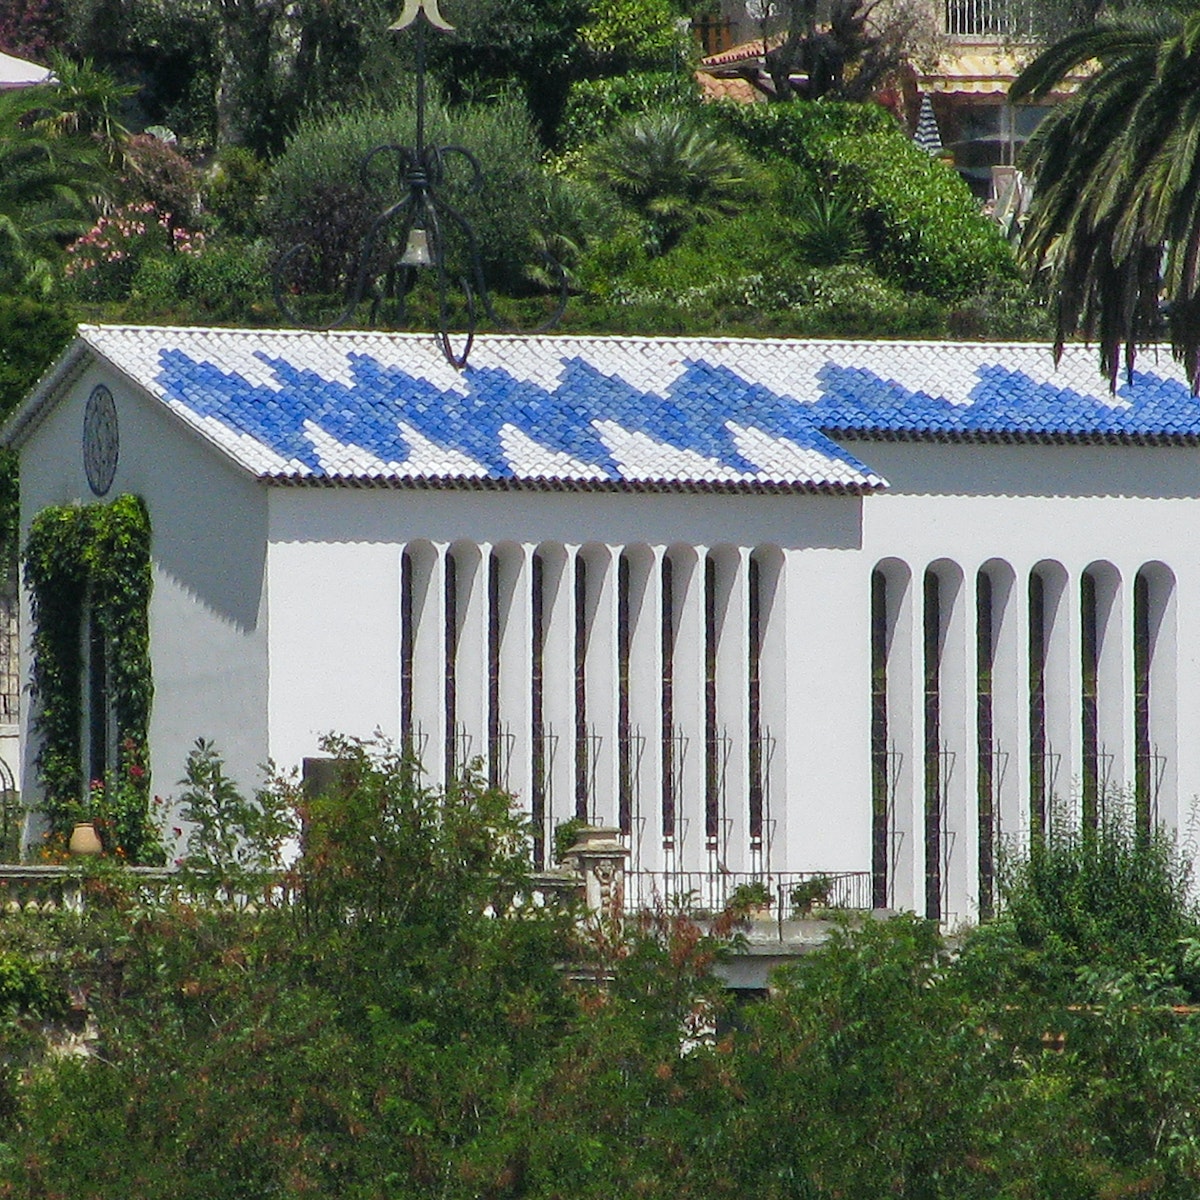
59 328 1200 492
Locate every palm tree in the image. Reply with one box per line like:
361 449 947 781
36 55 135 164
0 92 105 295
584 113 758 254
1012 11 1200 390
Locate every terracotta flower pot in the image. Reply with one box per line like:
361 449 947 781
69 821 103 856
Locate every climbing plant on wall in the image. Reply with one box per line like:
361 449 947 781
22 495 156 861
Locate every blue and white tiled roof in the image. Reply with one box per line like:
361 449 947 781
71 327 886 490
19 328 1200 491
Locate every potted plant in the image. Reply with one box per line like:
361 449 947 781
68 781 105 856
727 879 772 919
789 875 832 917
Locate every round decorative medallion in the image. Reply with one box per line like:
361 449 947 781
83 384 119 496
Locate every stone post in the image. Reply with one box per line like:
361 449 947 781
564 826 629 922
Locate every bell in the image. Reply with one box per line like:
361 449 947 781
399 228 433 267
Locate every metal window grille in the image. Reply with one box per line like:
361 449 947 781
944 0 1035 37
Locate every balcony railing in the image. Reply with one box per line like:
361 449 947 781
629 869 873 916
945 0 1036 38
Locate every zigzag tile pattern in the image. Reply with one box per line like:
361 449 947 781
78 328 1200 491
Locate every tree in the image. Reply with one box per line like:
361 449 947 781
63 0 404 152
0 87 104 295
762 0 932 102
1011 10 1200 390
0 0 65 60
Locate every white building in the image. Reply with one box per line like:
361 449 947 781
7 326 1199 923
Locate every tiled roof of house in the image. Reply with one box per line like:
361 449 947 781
696 71 763 104
12 328 1200 492
700 35 783 69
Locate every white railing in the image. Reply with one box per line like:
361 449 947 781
944 0 1035 38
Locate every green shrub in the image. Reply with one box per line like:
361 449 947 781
558 71 701 151
203 145 268 239
997 800 1199 996
579 0 692 73
0 950 59 1016
946 278 1054 341
126 238 270 324
266 94 559 297
788 263 946 336
0 298 72 565
599 237 945 336
581 111 761 253
184 239 271 320
0 298 73 421
715 100 1018 300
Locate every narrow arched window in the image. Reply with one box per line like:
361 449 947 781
748 555 764 858
84 593 113 788
574 555 589 821
400 549 414 755
531 552 546 865
443 551 458 782
1134 571 1151 832
871 569 889 910
923 569 942 921
487 550 502 790
976 571 995 918
1080 570 1100 829
661 555 676 850
1028 571 1047 838
617 553 632 835
704 554 719 851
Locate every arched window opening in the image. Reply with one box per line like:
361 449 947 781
84 593 114 788
617 553 632 835
400 548 414 755
748 555 764 862
704 554 719 853
923 569 942 921
1133 564 1175 833
976 570 995 918
487 550 502 790
1134 571 1151 831
661 555 676 855
1080 570 1100 829
871 568 889 910
573 554 589 821
443 551 459 782
530 552 547 865
1028 571 1047 838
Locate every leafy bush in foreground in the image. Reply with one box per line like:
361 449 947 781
7 745 1200 1198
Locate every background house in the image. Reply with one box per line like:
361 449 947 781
694 0 1083 198
0 48 52 90
8 326 1200 923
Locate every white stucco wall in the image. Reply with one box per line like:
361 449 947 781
17 362 270 826
851 439 1200 922
266 485 870 881
265 441 1200 923
17 364 1200 925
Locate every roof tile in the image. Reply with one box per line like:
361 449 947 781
71 328 1200 493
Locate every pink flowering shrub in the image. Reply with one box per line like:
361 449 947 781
64 201 206 302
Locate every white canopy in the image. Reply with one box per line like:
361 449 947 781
0 49 53 90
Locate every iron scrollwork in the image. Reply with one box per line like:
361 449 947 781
273 4 567 369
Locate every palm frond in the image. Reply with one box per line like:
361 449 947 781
1017 10 1200 390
